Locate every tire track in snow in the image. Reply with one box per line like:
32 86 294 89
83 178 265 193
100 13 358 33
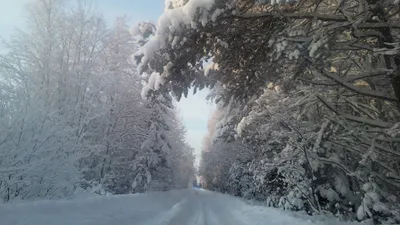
163 190 210 225
140 198 188 225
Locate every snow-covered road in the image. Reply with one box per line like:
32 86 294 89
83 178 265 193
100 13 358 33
0 189 358 225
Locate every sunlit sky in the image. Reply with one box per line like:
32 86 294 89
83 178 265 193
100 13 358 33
0 0 214 167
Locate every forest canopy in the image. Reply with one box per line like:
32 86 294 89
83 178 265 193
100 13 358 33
133 0 400 224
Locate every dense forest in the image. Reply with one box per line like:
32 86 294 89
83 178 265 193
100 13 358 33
0 0 194 202
135 0 400 224
1 0 400 224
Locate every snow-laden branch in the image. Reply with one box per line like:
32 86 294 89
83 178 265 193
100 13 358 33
341 115 391 128
228 12 400 29
319 70 399 102
346 70 392 82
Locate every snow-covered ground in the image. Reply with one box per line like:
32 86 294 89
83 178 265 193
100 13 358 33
0 189 360 225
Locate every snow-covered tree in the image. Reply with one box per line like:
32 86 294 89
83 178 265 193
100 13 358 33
0 0 105 201
135 0 400 223
0 0 194 202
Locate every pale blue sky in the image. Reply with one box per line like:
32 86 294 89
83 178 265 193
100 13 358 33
0 0 164 37
0 0 213 167
96 0 164 25
176 89 214 167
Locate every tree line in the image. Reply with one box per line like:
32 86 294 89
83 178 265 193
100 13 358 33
0 0 194 202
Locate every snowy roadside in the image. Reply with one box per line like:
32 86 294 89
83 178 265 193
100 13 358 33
208 190 365 225
0 189 365 225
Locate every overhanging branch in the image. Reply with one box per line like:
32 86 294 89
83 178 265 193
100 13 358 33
225 12 400 29
319 70 399 102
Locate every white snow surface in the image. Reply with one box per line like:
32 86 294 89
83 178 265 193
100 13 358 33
0 189 360 225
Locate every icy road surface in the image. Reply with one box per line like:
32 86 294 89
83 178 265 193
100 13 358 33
0 189 359 225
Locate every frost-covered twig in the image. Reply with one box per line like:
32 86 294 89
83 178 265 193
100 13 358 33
316 94 340 115
342 115 391 128
346 70 391 82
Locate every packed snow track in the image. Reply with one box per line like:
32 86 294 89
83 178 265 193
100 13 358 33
0 189 357 225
